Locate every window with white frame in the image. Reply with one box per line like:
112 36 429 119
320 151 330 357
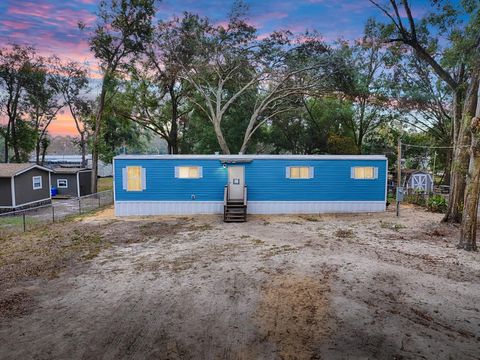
122 166 146 191
351 166 378 179
175 166 202 179
286 166 313 179
32 176 42 190
57 179 68 188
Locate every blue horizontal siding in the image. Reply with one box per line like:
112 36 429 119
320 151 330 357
114 158 387 202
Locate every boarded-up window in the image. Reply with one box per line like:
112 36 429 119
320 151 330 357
123 166 145 191
175 166 202 179
351 166 378 179
287 166 313 179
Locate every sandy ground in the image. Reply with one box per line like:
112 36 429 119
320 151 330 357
0 205 479 359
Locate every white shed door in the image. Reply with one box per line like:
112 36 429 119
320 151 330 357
412 174 427 191
228 166 245 200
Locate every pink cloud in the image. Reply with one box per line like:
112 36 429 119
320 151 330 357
0 20 31 31
8 2 54 20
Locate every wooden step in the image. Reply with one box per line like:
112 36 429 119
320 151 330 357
224 204 247 222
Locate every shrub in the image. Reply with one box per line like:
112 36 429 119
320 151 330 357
405 193 426 207
426 195 447 213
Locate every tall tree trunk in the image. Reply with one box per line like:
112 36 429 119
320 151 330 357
4 119 11 163
40 143 47 166
169 84 179 154
91 78 107 193
443 90 470 222
213 120 230 154
458 75 480 251
80 134 87 168
10 120 20 162
444 147 452 185
35 140 41 165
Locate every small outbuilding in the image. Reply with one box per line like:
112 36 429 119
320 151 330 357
51 168 92 198
403 169 434 193
0 163 52 212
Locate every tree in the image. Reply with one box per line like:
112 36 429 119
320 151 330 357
238 33 346 153
393 55 453 182
51 59 91 167
460 92 480 251
158 7 340 154
24 57 64 165
370 0 480 222
97 89 150 163
370 0 480 250
82 0 157 192
340 19 394 153
0 44 38 162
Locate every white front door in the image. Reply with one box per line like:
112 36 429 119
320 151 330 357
412 174 427 191
228 166 245 200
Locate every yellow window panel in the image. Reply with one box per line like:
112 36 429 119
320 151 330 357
290 166 310 179
353 167 375 179
354 167 365 179
364 167 374 179
290 167 300 178
178 167 190 178
127 166 142 191
177 166 200 179
299 167 309 178
189 167 199 178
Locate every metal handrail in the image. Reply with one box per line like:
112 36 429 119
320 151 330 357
224 185 228 206
243 186 247 206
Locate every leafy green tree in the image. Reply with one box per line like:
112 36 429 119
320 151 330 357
95 89 150 163
0 44 39 162
24 57 64 165
340 19 396 153
268 97 356 154
370 0 480 236
51 59 91 167
82 0 157 191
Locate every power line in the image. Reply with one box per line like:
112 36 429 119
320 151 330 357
402 143 470 149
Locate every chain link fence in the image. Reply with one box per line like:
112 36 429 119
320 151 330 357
0 190 113 235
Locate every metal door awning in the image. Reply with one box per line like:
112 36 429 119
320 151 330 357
219 159 253 164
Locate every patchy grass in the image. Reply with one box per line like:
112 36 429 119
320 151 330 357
335 228 355 238
261 244 298 258
187 223 214 232
299 215 320 222
379 221 407 232
97 177 113 192
250 238 266 246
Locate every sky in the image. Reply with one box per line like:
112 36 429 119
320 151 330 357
0 0 431 136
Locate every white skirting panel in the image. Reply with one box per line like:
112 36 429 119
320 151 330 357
115 200 385 216
247 201 386 214
115 201 224 216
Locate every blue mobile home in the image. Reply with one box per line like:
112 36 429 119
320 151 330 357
114 155 387 220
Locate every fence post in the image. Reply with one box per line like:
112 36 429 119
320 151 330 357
52 205 55 223
23 212 26 232
98 193 101 208
79 198 82 215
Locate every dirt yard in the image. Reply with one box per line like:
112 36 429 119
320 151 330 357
0 205 479 359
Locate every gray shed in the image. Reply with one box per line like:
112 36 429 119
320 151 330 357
52 168 92 198
404 170 434 193
0 163 52 212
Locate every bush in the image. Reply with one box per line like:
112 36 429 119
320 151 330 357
426 195 447 213
405 193 426 207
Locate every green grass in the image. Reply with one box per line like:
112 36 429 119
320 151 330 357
0 216 25 226
97 177 113 192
